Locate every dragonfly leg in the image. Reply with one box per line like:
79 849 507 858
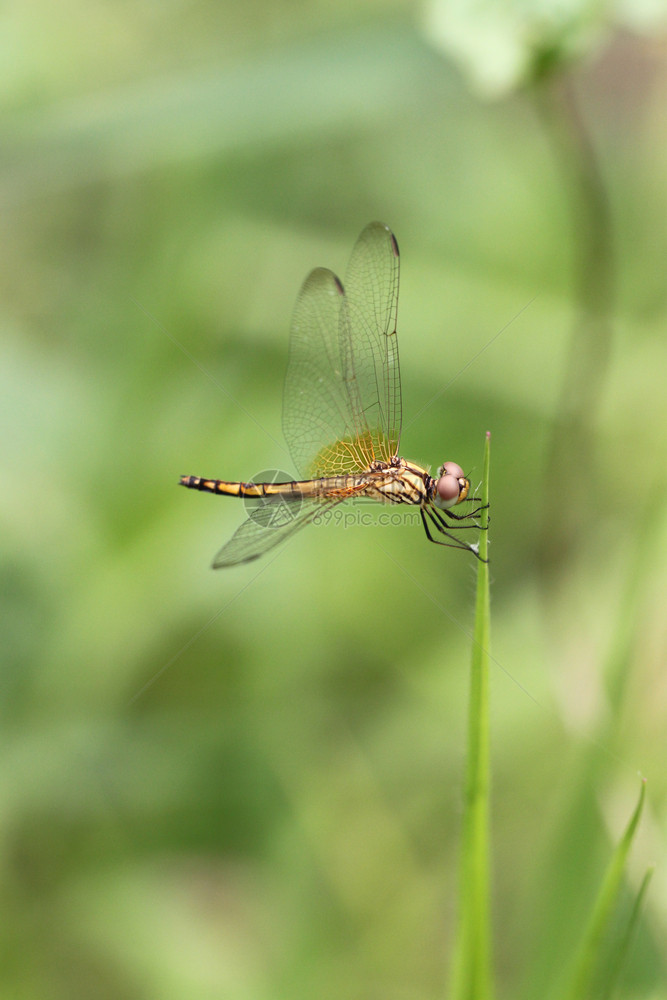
430 507 488 532
441 503 489 522
421 508 488 561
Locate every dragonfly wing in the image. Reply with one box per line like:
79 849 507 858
212 496 345 568
282 223 402 479
282 267 353 479
341 221 402 462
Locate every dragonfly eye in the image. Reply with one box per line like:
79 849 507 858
435 462 470 509
438 461 464 480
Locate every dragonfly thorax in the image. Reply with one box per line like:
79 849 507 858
433 461 470 510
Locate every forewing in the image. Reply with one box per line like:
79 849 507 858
282 223 402 479
282 267 355 478
340 221 402 462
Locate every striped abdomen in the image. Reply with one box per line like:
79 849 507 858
179 474 369 500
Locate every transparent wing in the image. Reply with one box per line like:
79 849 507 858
282 268 352 479
340 221 402 463
282 222 401 478
212 495 346 568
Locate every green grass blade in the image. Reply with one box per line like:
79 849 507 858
451 431 493 1000
559 780 646 1000
599 865 654 1000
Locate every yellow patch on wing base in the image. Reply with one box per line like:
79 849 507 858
309 430 394 476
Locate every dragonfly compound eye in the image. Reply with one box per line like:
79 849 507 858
439 461 465 480
435 462 470 509
436 474 462 508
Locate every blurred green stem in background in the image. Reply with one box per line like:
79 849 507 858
557 780 647 1000
451 432 493 1000
515 463 660 998
533 75 615 583
595 863 654 1000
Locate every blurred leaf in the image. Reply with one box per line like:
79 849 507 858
557 781 646 1000
599 866 653 999
423 0 667 96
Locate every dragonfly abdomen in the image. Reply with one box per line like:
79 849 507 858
179 475 361 501
179 475 304 499
180 474 374 501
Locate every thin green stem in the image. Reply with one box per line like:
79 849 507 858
451 431 493 1000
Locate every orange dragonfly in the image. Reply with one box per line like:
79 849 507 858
180 222 487 567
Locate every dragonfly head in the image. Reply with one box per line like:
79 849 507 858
434 462 470 509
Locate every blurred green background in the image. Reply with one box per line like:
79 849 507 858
2 2 666 998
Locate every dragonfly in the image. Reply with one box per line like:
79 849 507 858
180 222 487 567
